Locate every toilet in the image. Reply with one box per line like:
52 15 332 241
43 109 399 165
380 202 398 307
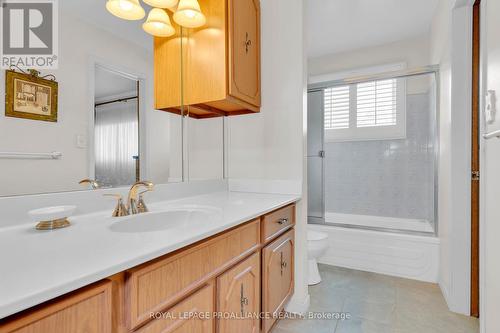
307 230 329 285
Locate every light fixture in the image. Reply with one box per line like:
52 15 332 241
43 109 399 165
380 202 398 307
106 0 145 20
143 8 175 37
173 0 206 28
143 0 178 9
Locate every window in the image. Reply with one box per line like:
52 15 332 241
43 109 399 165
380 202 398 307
324 78 406 142
324 86 350 129
357 79 397 128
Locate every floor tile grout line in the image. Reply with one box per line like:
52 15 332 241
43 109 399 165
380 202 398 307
278 265 478 333
333 296 347 332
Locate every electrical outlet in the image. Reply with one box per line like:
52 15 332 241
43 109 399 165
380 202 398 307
76 134 87 148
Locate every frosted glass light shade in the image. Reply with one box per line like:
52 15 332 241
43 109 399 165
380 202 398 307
173 0 206 28
143 0 178 8
106 0 145 20
143 8 175 37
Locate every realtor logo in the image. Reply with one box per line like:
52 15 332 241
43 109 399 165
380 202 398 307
1 0 58 69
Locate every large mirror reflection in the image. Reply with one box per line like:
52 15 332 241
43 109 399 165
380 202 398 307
93 66 140 188
0 0 224 197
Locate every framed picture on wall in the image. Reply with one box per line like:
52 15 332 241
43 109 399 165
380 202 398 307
5 70 58 122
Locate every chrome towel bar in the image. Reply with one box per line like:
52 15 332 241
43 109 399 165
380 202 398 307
0 151 62 159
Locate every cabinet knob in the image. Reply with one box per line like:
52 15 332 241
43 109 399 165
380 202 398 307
280 252 288 275
240 284 249 315
245 32 252 54
277 218 288 225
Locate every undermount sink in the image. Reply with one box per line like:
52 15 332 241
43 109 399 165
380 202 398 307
109 206 221 233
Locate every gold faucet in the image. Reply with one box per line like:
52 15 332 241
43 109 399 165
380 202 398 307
79 178 100 189
103 194 129 217
127 181 154 214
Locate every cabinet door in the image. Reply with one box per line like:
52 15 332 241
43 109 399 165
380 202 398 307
217 252 260 333
228 0 261 107
135 283 214 333
262 229 294 333
0 281 112 333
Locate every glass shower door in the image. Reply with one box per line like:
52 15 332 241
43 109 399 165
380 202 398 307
307 90 325 224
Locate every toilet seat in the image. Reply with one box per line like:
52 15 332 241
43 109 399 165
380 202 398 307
307 230 328 241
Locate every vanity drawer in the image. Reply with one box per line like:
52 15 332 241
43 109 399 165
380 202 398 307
135 283 214 333
262 205 295 243
0 280 112 333
125 219 260 329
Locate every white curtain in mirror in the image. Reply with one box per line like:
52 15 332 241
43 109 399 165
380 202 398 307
95 99 139 187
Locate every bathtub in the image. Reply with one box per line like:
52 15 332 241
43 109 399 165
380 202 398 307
308 222 440 283
324 212 435 233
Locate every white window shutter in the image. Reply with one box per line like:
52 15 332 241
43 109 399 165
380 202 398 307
356 79 397 128
324 86 350 129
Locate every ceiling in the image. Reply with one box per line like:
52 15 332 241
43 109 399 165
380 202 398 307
63 1 440 65
95 67 137 101
61 0 153 52
306 0 439 59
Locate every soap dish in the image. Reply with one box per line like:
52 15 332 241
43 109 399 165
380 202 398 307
28 206 76 230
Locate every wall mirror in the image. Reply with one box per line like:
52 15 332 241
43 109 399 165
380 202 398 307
0 0 224 197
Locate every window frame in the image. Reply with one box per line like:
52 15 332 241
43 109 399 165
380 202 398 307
310 62 407 143
324 78 406 142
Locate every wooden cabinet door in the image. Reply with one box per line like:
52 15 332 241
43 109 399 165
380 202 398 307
0 281 112 333
217 252 260 333
135 283 214 333
262 229 294 333
228 0 261 107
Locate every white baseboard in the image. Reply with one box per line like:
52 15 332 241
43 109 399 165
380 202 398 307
309 224 440 283
284 293 310 315
325 212 434 233
439 278 451 308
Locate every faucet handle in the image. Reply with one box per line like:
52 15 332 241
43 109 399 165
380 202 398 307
128 181 154 215
103 194 129 217
79 178 100 189
137 190 150 214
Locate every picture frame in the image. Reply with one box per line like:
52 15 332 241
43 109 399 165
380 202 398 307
5 70 59 122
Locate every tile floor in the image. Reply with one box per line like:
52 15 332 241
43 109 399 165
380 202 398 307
275 264 479 333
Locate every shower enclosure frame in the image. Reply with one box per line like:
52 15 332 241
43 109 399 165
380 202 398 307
307 65 441 236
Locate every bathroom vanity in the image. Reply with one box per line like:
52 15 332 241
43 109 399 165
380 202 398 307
0 193 297 333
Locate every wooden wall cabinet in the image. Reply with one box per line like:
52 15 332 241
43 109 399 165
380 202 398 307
154 0 261 119
0 205 295 333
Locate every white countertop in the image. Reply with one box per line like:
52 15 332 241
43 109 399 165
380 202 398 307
0 191 299 319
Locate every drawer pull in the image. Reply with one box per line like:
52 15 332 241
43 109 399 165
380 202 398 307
277 218 288 225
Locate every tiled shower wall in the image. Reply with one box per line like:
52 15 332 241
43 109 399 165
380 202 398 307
325 93 435 222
